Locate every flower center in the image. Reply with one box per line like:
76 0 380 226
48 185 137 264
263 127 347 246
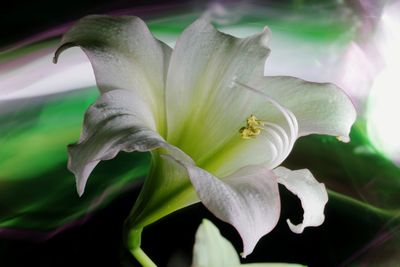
239 114 266 139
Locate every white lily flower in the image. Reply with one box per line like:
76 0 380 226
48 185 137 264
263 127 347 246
54 15 356 262
192 219 306 267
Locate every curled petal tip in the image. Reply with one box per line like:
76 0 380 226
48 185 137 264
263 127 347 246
263 25 271 33
53 43 76 65
260 26 271 47
77 184 85 197
287 219 304 234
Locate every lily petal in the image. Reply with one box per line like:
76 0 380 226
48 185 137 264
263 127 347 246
54 15 171 133
250 76 356 141
166 17 272 162
192 219 240 267
273 166 328 234
170 155 280 257
68 89 166 196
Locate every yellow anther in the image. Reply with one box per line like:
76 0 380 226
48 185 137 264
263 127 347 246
247 114 264 128
239 114 265 139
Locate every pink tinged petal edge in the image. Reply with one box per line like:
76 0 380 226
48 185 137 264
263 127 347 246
165 154 281 258
274 166 328 234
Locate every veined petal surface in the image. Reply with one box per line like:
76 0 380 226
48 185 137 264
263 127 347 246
206 73 356 177
68 89 166 196
165 18 272 163
274 167 328 234
171 155 281 257
250 76 356 141
54 15 171 133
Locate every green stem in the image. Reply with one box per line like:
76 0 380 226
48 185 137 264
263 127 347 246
127 228 158 267
130 247 157 267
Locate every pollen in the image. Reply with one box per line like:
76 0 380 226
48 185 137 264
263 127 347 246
239 114 265 139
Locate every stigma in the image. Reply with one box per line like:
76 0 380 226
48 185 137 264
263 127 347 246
239 114 265 139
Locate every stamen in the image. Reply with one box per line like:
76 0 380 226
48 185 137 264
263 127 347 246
239 114 265 139
233 79 296 139
233 78 299 168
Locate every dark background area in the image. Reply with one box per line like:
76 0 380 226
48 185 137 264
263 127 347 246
0 179 389 267
2 0 194 48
